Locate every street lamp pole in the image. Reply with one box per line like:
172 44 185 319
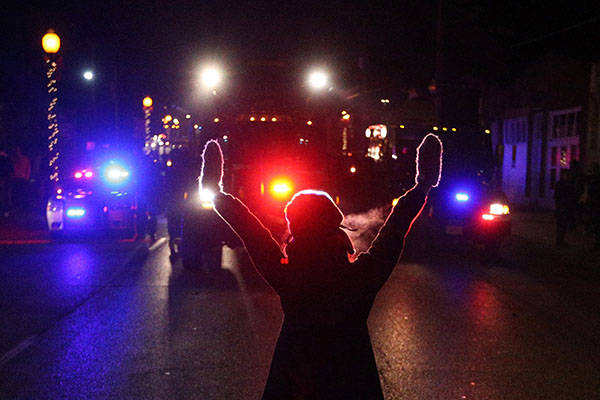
142 96 153 151
42 29 61 182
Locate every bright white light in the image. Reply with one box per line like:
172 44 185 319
66 208 86 217
83 71 94 80
309 71 328 89
490 203 509 215
380 126 387 138
200 188 215 209
456 193 469 202
108 168 122 180
106 166 129 182
201 67 221 89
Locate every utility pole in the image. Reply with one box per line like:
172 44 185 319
434 0 446 125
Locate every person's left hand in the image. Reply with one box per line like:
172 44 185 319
200 140 224 193
415 133 443 189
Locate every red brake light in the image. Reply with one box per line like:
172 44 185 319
84 171 93 178
269 177 294 200
74 171 83 179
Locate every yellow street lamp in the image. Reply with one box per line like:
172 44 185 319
142 97 154 151
42 30 61 54
142 96 153 108
42 29 61 182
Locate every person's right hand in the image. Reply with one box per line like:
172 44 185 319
415 133 443 188
200 140 224 193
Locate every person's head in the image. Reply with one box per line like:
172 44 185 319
570 160 581 174
560 168 572 181
284 189 355 260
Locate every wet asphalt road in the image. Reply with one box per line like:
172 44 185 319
1 221 599 399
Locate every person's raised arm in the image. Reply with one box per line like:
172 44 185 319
356 134 443 286
200 140 284 284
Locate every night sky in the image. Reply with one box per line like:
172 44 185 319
1 0 598 154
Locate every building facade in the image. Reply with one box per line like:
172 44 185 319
481 55 600 209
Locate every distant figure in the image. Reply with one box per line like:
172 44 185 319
10 146 31 211
588 163 600 251
200 134 442 399
554 169 579 246
569 160 586 225
0 146 12 215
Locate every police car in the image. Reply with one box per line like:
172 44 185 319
46 152 153 238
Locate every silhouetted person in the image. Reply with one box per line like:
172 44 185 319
554 169 579 247
10 146 31 211
569 160 586 226
588 163 600 251
0 146 12 215
200 134 442 399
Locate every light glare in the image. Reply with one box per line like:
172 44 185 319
456 193 469 202
66 207 85 218
309 71 328 89
202 67 221 89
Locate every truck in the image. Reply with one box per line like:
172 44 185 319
176 111 341 270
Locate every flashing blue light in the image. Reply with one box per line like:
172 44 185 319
455 193 469 202
102 161 131 185
66 207 86 218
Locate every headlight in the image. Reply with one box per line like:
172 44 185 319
200 188 215 209
103 161 131 185
489 203 509 215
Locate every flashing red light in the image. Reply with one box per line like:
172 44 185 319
482 214 495 221
74 171 83 179
84 171 93 178
269 177 294 200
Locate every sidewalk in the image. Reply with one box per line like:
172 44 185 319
0 209 50 242
509 210 599 277
512 210 596 248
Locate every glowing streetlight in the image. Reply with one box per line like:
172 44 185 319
42 30 61 54
142 97 153 151
42 29 61 182
308 70 328 90
201 67 221 89
142 96 153 108
83 70 94 80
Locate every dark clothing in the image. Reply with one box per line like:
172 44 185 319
588 173 600 246
554 176 579 244
0 154 11 212
213 187 427 399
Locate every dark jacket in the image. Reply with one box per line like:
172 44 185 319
213 187 428 399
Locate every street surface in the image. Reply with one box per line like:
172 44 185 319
1 212 599 399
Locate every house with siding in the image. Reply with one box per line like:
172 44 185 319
481 55 600 209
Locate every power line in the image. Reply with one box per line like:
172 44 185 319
513 15 600 47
